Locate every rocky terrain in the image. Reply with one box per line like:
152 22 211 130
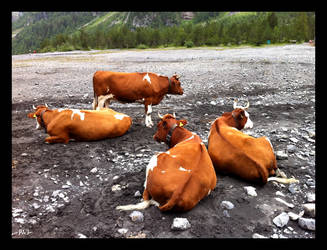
12 44 315 238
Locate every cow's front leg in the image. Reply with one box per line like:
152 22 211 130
144 103 153 128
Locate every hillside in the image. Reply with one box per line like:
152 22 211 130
12 12 315 55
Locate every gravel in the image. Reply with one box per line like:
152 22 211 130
12 44 315 238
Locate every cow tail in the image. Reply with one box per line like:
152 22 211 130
159 169 193 212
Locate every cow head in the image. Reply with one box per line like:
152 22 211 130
229 100 253 130
153 112 187 144
168 74 184 95
27 104 49 130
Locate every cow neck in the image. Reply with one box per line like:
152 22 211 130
231 111 242 130
39 109 47 131
166 123 177 146
167 77 172 93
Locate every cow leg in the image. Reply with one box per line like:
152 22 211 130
144 103 153 127
45 135 69 144
97 95 107 110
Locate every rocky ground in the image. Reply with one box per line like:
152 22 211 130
12 44 315 238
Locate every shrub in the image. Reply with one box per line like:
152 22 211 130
137 44 149 49
184 40 194 48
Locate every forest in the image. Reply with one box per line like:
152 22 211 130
12 12 315 54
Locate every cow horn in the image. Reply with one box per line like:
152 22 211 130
173 112 176 118
32 105 36 109
244 101 250 110
158 112 164 119
45 103 48 108
233 99 239 109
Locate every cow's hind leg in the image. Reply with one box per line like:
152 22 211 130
144 103 153 127
97 94 114 110
45 135 69 144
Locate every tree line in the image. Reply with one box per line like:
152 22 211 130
16 12 315 54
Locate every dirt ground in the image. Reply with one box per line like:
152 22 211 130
12 44 315 238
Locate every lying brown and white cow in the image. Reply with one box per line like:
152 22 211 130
117 113 217 212
92 71 184 127
208 100 276 184
208 100 298 185
27 104 132 144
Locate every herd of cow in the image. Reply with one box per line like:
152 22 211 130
27 71 298 213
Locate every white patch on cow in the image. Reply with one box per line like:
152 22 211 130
143 73 151 84
161 170 166 174
145 104 153 127
114 114 128 120
179 166 191 173
57 108 66 112
70 109 85 121
144 154 158 188
243 110 253 129
174 135 195 147
35 118 41 130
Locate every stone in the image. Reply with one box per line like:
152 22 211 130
288 183 300 194
111 184 122 192
252 233 267 238
303 203 315 217
273 212 289 228
244 186 257 197
298 217 315 231
134 190 142 197
288 212 301 221
289 137 299 143
76 233 87 238
306 193 315 203
220 201 235 210
276 151 288 160
129 211 144 222
171 218 191 231
286 144 297 153
223 210 230 217
118 228 128 234
275 197 295 208
90 167 98 173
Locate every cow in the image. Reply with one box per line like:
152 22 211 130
92 71 184 127
208 100 297 185
116 113 217 212
27 104 132 144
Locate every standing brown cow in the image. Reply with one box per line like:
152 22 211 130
92 71 183 127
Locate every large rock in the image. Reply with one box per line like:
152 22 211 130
244 186 257 197
129 211 144 222
171 218 191 231
303 203 315 218
298 217 315 231
220 201 235 210
273 212 289 228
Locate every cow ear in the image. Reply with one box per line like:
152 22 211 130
178 120 187 127
27 113 35 118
